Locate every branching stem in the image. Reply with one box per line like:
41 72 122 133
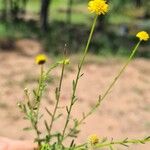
61 15 98 141
48 61 66 134
65 41 141 139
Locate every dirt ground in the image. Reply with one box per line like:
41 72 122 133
0 39 150 150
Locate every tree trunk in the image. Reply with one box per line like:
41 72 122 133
66 0 73 45
10 0 20 20
66 0 73 24
1 0 8 19
97 0 109 31
21 0 28 15
40 0 51 31
97 15 106 31
135 0 142 7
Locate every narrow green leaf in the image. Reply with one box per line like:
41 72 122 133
23 127 33 131
45 107 52 117
44 120 50 132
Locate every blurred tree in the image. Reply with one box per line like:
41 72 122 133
20 0 28 14
135 0 142 7
1 0 8 19
10 0 20 20
97 0 110 31
111 0 131 12
40 0 52 31
8 0 28 20
97 15 107 31
66 0 73 45
67 0 73 25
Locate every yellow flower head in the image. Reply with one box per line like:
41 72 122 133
88 134 99 145
88 0 109 15
35 54 47 65
58 58 70 65
136 31 149 41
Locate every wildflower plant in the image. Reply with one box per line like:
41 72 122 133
18 0 150 150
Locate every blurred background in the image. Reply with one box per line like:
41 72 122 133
0 0 150 56
0 0 150 150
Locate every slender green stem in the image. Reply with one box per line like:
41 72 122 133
83 41 141 118
34 63 59 144
74 137 150 149
65 41 141 139
79 15 98 67
36 64 44 115
34 65 44 147
37 65 43 98
46 63 59 77
48 62 65 134
61 15 98 141
33 123 41 147
95 137 150 148
22 63 59 147
100 41 141 102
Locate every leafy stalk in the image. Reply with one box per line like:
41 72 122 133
80 41 141 122
74 136 150 149
48 60 66 135
95 136 150 149
19 63 59 147
61 15 98 141
30 64 44 147
65 41 141 139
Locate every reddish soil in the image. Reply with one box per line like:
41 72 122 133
0 39 149 150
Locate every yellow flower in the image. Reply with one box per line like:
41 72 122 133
88 0 109 15
136 31 149 41
35 54 47 65
58 58 70 65
88 134 99 145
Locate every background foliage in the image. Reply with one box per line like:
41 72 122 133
0 0 150 57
